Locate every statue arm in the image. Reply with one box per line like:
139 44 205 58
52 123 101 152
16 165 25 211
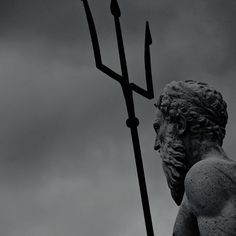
173 158 233 236
184 159 230 217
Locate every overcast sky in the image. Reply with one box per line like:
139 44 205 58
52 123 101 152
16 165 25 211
0 0 236 235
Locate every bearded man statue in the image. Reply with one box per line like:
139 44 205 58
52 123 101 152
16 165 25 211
153 80 236 236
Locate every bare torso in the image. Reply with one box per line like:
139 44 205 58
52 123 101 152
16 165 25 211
173 158 236 236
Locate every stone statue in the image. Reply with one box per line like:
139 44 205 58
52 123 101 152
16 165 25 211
153 80 236 235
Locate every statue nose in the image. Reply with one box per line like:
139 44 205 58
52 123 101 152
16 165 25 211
154 144 160 151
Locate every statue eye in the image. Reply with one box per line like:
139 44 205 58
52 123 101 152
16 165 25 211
153 123 160 133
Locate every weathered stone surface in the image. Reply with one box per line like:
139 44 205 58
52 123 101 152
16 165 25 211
154 80 236 236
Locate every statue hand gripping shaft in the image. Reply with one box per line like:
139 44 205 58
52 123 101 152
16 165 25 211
81 0 155 235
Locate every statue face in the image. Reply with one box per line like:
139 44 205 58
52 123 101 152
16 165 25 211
154 110 187 205
153 109 173 156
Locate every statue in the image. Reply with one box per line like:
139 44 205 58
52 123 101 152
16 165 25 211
154 80 236 236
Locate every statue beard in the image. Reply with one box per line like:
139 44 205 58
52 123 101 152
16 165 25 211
160 130 187 206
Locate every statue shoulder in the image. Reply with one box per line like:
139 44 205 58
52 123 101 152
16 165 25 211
185 158 236 217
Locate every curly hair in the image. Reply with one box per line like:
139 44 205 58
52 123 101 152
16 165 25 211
156 80 228 146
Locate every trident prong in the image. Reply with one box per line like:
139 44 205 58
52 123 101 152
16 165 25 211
130 21 154 99
81 1 155 235
81 0 122 82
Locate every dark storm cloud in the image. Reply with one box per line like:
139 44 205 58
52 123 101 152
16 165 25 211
205 0 236 71
0 40 127 181
0 0 81 39
0 0 236 235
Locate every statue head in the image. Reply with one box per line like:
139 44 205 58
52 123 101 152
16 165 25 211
154 80 228 205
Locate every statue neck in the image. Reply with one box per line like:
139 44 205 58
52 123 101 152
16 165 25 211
183 135 227 170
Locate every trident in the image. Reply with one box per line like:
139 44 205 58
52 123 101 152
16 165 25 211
81 0 155 235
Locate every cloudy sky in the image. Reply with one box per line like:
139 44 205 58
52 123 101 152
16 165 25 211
0 0 236 235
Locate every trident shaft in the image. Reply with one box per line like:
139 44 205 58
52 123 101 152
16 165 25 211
81 0 155 235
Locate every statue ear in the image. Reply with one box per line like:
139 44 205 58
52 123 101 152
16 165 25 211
176 115 186 135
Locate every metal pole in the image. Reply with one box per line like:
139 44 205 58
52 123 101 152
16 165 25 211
128 121 155 236
81 1 155 235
